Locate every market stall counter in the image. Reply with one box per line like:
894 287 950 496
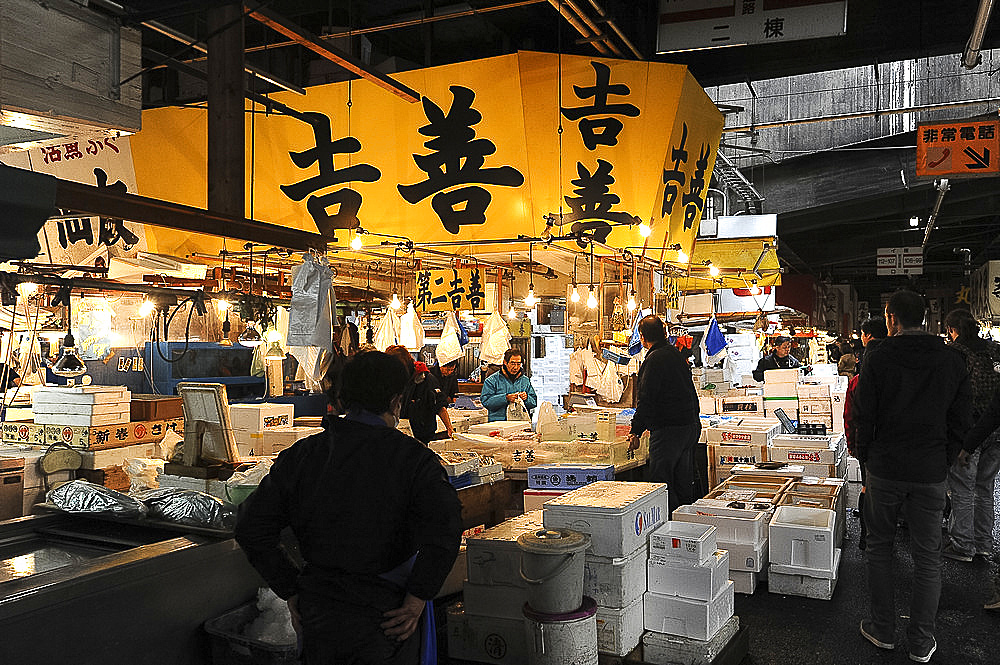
0 511 262 664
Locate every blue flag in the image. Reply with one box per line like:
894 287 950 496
703 316 728 363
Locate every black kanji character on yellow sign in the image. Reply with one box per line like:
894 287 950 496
281 112 381 237
560 61 640 150
398 86 524 234
563 159 639 248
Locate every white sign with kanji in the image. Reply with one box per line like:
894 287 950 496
876 247 923 276
656 0 848 53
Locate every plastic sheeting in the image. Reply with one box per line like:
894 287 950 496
48 479 147 518
436 311 464 365
374 308 401 351
479 311 511 365
287 255 335 350
134 487 236 530
399 302 425 351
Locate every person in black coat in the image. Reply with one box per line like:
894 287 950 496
628 315 702 509
752 336 801 382
235 351 463 665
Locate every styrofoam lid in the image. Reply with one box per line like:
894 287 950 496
544 481 666 510
466 510 544 544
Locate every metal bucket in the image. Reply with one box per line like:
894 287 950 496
517 528 590 614
523 596 598 665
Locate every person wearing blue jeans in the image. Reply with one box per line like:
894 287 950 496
853 290 972 663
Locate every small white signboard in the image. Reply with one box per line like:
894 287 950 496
876 247 923 276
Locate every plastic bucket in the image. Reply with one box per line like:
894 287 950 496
523 596 598 665
517 528 590 614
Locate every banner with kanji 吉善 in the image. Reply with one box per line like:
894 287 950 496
128 51 723 261
413 267 489 312
0 137 148 266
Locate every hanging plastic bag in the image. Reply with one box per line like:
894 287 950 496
457 313 470 347
374 308 401 351
436 318 464 365
287 255 334 349
506 397 530 421
597 358 624 402
399 302 425 351
583 349 603 390
480 311 512 365
536 401 557 429
628 308 644 356
569 348 585 385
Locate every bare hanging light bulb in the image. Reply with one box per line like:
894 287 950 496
391 292 402 309
709 264 720 277
587 287 598 309
524 284 537 307
678 249 689 264
351 233 363 251
638 223 652 238
507 302 517 320
627 291 637 312
216 298 231 313
139 299 155 318
570 284 580 303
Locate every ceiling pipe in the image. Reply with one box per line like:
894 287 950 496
546 0 612 55
921 178 951 251
560 0 623 57
963 0 996 69
583 0 642 58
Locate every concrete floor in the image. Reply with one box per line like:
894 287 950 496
735 480 1000 665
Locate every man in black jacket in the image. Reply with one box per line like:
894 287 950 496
853 290 972 663
628 315 701 511
235 351 463 665
752 336 801 382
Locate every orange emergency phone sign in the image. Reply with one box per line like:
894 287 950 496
916 119 1000 178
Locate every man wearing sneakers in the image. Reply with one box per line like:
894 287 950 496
852 290 972 662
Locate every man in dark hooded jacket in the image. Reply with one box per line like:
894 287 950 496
853 290 972 663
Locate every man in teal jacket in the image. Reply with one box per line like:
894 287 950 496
481 349 537 421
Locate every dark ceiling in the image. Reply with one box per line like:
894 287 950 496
109 0 1000 302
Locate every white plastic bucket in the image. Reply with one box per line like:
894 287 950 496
523 596 598 665
517 528 590 614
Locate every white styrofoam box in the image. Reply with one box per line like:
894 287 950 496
831 389 847 408
768 549 841 600
436 450 483 477
704 422 780 446
648 550 729 601
763 369 799 384
810 363 838 376
229 403 295 433
704 369 726 383
771 545 843 580
730 570 759 595
798 399 832 415
725 345 759 362
32 385 130 405
523 488 569 512
258 426 323 456
763 397 798 415
642 615 740 664
699 396 717 414
32 411 131 427
462 581 526 619
80 442 162 470
772 432 844 451
724 333 757 347
447 602 526 664
469 420 534 437
584 544 647 608
31 402 131 416
796 383 831 400
769 505 836 572
596 596 644 657
762 381 797 398
478 461 503 478
543 481 667 558
465 510 544 585
673 504 768 544
649 521 718 563
716 396 764 415
643 581 735 641
846 456 861 482
719 538 767 572
708 443 768 466
769 447 837 465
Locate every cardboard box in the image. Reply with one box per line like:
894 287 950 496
536 414 599 441
704 423 780 446
130 395 184 421
769 446 838 465
229 403 294 433
584 545 647 608
716 396 764 415
527 463 614 489
649 521 718 563
648 549 729 601
798 399 832 415
543 481 668 558
643 581 735 641
596 596 644 657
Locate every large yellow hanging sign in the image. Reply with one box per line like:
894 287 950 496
414 267 488 312
129 52 723 258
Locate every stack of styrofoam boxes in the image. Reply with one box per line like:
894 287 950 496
259 426 323 456
229 403 296 457
762 368 800 419
769 432 848 482
699 368 729 395
715 394 764 417
723 332 759 387
672 502 770 595
796 383 833 433
776 478 847 548
543 481 668 657
703 419 781 487
32 386 131 427
768 505 841 600
523 462 614 511
644 521 737 657
448 511 545 664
